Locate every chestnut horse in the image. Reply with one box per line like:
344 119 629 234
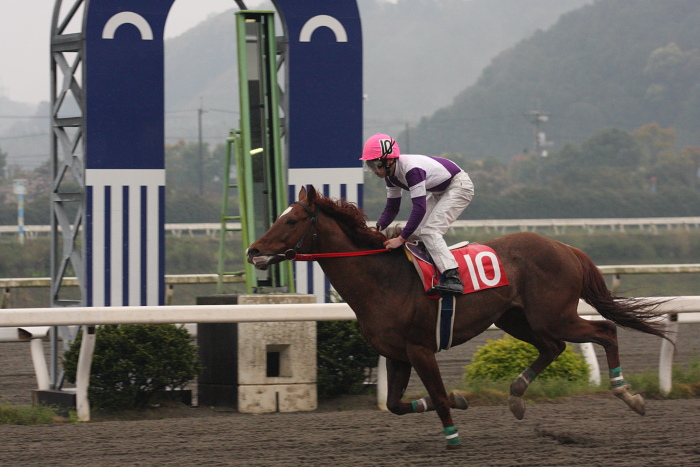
247 186 671 449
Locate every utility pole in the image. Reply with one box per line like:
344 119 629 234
526 110 551 158
13 179 26 245
526 109 552 185
198 97 207 196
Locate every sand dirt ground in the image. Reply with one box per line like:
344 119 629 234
1 323 699 465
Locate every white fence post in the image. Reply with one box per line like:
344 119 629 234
659 313 679 396
17 327 51 390
76 325 97 421
579 343 601 386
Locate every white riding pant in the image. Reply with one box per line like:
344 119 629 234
406 171 474 273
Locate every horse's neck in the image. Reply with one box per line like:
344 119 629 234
314 218 393 311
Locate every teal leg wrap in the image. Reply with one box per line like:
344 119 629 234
444 426 461 446
411 396 430 413
609 366 626 388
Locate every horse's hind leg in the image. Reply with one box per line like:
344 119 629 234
495 309 566 420
551 316 645 415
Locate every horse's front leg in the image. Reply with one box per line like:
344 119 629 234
385 357 469 416
407 345 462 450
384 357 414 415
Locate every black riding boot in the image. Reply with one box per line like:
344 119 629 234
428 268 464 295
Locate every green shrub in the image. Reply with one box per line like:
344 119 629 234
63 324 202 411
317 321 378 396
464 335 589 383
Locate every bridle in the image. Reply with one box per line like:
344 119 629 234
283 201 319 260
280 201 389 261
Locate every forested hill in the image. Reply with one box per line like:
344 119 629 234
163 0 592 144
406 0 700 160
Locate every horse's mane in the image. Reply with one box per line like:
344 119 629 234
315 196 389 249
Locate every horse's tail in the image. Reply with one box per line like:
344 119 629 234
570 246 673 343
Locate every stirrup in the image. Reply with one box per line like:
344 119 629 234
429 283 463 295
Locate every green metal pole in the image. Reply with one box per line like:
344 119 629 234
236 13 258 293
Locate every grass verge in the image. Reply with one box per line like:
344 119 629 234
450 360 700 406
0 402 68 425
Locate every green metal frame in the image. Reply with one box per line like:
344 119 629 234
216 131 246 293
217 11 293 294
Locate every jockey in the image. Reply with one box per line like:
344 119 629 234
361 133 475 295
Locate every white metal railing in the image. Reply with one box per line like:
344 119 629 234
0 274 246 309
0 297 697 421
2 217 699 238
1 263 698 309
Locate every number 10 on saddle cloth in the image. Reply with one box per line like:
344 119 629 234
405 242 510 351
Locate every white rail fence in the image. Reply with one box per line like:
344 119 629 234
3 216 700 238
0 297 698 421
1 263 698 309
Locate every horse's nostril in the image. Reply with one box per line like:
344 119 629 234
247 248 260 258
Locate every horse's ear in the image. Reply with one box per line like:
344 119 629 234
307 185 318 204
298 185 307 202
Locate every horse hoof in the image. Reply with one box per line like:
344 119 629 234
612 385 645 416
508 394 525 420
449 392 469 410
629 394 646 416
445 444 462 451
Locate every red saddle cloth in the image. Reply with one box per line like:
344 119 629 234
405 242 509 298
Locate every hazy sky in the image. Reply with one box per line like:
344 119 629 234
0 0 266 105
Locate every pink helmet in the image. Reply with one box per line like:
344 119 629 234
360 133 400 160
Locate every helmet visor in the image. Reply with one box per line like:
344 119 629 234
363 159 383 175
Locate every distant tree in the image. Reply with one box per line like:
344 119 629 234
579 128 643 169
165 140 225 199
679 147 700 189
655 146 700 190
633 123 676 168
643 42 700 111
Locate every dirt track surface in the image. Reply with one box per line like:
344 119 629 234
0 397 699 466
2 324 699 465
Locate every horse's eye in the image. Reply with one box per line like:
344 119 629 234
286 219 298 226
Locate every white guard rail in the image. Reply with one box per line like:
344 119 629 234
3 217 699 237
1 296 698 421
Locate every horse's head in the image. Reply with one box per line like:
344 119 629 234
246 185 320 270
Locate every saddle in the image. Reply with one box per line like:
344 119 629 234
404 241 509 298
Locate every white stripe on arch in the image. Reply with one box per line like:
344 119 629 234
92 186 105 307
86 169 165 307
110 187 123 306
287 167 364 302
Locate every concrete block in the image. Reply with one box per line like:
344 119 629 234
196 293 318 412
236 294 317 387
238 383 317 413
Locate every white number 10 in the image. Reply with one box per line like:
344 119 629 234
463 251 501 290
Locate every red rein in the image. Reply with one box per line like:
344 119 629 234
289 248 390 261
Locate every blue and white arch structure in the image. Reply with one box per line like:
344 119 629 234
84 0 175 306
83 0 363 306
275 1 364 302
